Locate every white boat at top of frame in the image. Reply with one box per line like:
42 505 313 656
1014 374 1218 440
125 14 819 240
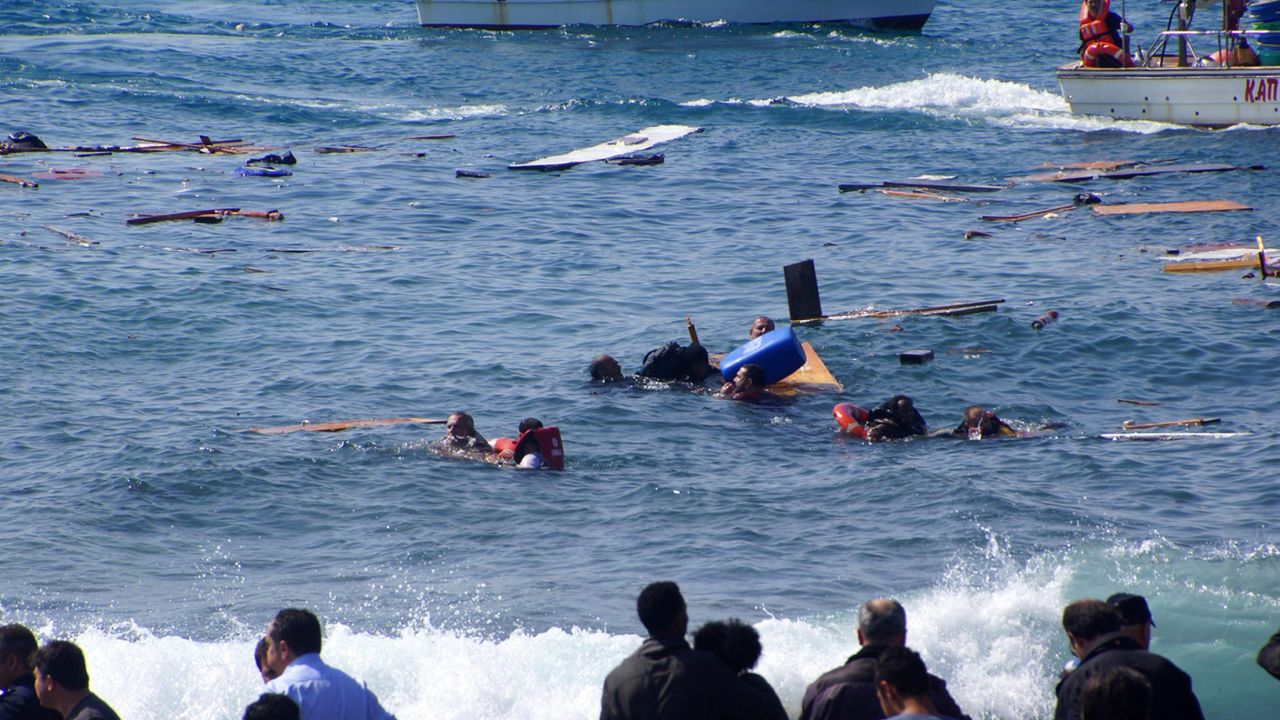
1057 1 1280 127
414 0 937 31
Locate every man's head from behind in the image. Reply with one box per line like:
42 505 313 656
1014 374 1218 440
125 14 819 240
265 608 322 675
589 355 623 382
637 581 687 638
875 646 931 716
1063 600 1123 658
0 624 39 687
1106 593 1154 651
858 598 907 647
681 345 711 382
32 640 89 709
244 693 301 720
692 618 762 674
1080 666 1152 720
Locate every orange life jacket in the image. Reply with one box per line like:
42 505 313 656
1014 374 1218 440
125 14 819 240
514 427 565 471
1079 0 1113 45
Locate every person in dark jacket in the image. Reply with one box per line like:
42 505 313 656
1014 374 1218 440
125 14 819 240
600 582 761 720
1258 627 1280 680
31 641 122 720
799 599 969 720
1078 666 1151 720
0 625 60 720
1054 600 1204 720
693 619 787 720
865 396 927 443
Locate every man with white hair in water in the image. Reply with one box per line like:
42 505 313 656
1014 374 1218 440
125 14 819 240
799 599 969 720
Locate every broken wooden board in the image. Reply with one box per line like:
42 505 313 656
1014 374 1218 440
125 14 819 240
769 342 843 396
1034 160 1140 171
980 204 1077 222
1163 245 1275 272
0 172 38 188
1013 163 1258 184
840 180 1005 193
878 188 968 202
509 125 701 171
1093 200 1251 216
127 208 284 225
794 299 1004 324
246 417 446 434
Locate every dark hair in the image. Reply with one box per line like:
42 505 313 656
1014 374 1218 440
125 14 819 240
268 608 322 656
32 641 89 692
1080 666 1153 720
739 364 766 387
243 693 301 720
1106 593 1155 627
682 345 710 381
875 645 930 697
589 355 621 381
637 581 686 636
0 624 38 666
859 599 907 645
518 418 543 434
693 619 762 673
254 637 270 671
1063 600 1122 641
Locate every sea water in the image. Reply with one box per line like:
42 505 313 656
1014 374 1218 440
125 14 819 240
1 0 1277 718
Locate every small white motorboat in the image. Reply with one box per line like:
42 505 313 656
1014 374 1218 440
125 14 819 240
414 0 937 31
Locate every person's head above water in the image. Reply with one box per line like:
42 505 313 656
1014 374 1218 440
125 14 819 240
518 417 543 434
446 411 477 438
749 316 776 339
682 344 711 382
589 355 623 382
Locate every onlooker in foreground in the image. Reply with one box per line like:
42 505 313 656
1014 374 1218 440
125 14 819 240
0 625 60 720
874 646 949 720
244 693 301 720
600 581 759 720
1106 593 1154 651
1258 627 1280 680
31 641 121 720
693 619 786 720
1053 599 1203 720
799 598 969 720
1078 666 1152 720
255 638 279 683
261 608 396 720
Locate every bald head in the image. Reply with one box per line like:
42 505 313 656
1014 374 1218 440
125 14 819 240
858 598 907 647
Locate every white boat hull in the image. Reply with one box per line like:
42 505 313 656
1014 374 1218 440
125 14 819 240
414 0 935 30
1057 62 1280 126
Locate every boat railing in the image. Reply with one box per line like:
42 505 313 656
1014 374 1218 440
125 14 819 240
1139 28 1261 69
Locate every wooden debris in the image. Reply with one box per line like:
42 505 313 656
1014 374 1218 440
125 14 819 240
32 168 101 181
0 172 38 188
245 417 447 434
878 189 967 202
795 299 1004 324
899 349 934 364
455 169 492 178
964 229 993 239
407 134 456 140
1121 417 1220 430
1118 398 1160 406
131 136 252 154
127 208 284 225
1232 298 1280 309
314 145 376 153
981 204 1077 222
1092 200 1250 216
42 225 97 247
1011 162 1256 183
840 180 1005 193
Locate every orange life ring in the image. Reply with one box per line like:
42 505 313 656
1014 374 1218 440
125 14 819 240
832 403 870 439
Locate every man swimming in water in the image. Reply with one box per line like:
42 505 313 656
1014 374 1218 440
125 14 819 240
589 355 624 383
441 411 491 454
718 364 767 402
950 406 1017 439
748 316 775 339
865 395 927 442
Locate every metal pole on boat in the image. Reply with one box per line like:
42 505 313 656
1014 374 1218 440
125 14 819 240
1177 0 1189 67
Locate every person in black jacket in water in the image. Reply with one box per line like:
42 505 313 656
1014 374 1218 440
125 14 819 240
866 396 928 442
1054 599 1204 720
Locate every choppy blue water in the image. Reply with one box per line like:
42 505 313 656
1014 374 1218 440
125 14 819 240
2 0 1278 718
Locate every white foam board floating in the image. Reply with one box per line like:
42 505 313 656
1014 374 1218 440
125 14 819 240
509 125 702 171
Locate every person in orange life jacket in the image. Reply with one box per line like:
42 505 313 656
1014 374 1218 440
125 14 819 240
513 418 547 469
950 406 1017 439
718 364 767 402
1079 0 1134 68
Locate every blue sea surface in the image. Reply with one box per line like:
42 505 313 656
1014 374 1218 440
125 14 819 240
2 1 1278 718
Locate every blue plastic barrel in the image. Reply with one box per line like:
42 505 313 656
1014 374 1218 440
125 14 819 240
719 326 806 385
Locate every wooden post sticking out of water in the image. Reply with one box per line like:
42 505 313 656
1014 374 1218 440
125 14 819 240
784 259 823 322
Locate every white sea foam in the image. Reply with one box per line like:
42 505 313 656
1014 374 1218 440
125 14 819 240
779 73 1178 134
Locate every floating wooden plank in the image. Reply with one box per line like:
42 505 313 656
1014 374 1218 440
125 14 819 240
1101 432 1250 441
878 189 967 202
0 172 38 188
795 299 1004 324
769 342 843 396
1164 246 1274 272
245 417 446 434
1118 398 1160 406
509 125 701 171
1034 160 1140 171
1093 200 1251 216
42 225 97 247
407 134 456 140
127 208 283 225
1233 298 1280 309
980 204 1077 222
840 180 1005 193
32 168 101 181
1121 417 1220 430
1012 163 1257 184
314 145 377 153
